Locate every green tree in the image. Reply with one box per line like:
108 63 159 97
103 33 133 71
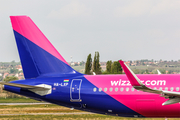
106 60 112 73
159 69 166 74
10 68 18 74
11 60 16 67
93 52 97 73
80 61 85 66
111 61 122 74
3 76 18 82
93 52 102 74
145 69 149 74
85 54 92 75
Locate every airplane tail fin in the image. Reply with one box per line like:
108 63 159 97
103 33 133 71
10 16 81 79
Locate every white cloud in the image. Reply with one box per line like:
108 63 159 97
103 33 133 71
114 0 153 17
148 29 164 38
114 0 180 18
150 0 180 15
47 0 91 19
172 29 180 38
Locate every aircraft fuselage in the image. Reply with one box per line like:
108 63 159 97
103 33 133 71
4 74 180 118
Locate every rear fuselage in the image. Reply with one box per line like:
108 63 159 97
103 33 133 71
4 74 180 118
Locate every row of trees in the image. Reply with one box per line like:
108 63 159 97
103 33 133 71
85 52 102 75
85 52 122 75
104 60 122 74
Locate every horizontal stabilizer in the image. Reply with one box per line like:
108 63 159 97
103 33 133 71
0 82 49 90
0 82 51 96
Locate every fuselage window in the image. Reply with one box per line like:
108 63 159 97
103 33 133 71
115 87 118 92
120 87 124 92
126 87 129 92
176 87 179 91
159 87 162 90
110 88 113 92
104 88 107 92
131 88 135 91
165 87 168 91
99 88 102 92
93 88 97 92
170 87 174 91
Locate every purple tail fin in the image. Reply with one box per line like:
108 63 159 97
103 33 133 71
10 16 81 79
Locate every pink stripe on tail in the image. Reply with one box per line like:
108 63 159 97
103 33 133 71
10 16 68 65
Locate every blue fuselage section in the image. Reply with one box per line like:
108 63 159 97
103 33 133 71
4 75 140 117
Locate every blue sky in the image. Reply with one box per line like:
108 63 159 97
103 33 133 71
0 0 180 62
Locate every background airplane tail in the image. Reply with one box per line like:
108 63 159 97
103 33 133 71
10 16 81 79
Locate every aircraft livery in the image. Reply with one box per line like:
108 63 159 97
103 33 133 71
1 16 180 118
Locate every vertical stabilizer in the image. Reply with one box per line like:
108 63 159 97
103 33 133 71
10 16 81 79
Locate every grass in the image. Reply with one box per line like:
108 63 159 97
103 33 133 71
0 104 81 114
0 114 179 120
0 98 42 103
0 114 128 120
72 66 85 73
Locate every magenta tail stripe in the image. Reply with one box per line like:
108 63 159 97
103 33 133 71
10 16 68 65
